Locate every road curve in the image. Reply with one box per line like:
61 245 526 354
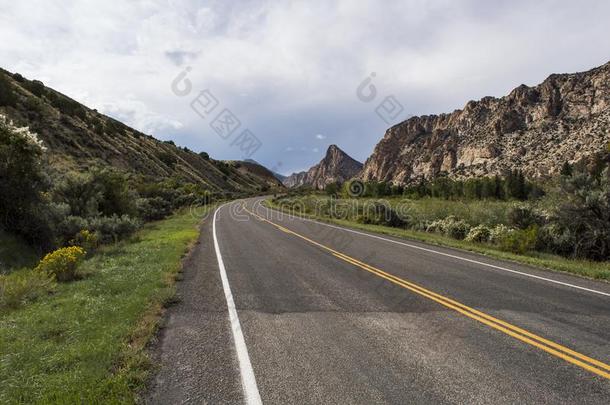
147 197 610 404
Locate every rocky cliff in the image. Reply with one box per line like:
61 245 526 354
284 145 363 189
361 61 610 184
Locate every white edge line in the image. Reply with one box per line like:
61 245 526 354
213 203 263 405
255 200 610 298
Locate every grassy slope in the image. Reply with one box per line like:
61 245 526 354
0 69 277 195
0 230 40 274
0 208 207 404
264 199 610 281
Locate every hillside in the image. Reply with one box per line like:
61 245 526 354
232 160 283 188
361 61 610 184
0 68 280 195
283 145 363 188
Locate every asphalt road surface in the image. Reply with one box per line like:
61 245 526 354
146 197 610 404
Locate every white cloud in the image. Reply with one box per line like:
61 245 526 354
0 0 609 174
315 134 326 140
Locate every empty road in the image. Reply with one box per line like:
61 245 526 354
147 197 610 404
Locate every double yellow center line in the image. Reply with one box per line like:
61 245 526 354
241 203 610 380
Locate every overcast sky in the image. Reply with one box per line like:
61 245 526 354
1 0 609 175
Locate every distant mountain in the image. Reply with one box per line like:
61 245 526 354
244 158 286 182
361 61 610 184
283 145 363 189
234 160 283 187
0 68 279 195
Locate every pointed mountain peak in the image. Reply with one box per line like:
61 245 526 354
283 144 363 189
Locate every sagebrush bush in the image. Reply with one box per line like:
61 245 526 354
465 225 492 243
0 268 56 309
88 215 141 243
136 197 172 221
34 246 86 282
57 215 89 243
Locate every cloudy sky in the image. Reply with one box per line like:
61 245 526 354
1 0 609 175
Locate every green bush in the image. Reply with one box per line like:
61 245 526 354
497 226 538 254
465 225 492 243
0 73 17 107
426 216 470 239
69 230 99 253
355 202 404 227
24 80 45 97
34 246 86 282
555 167 610 260
0 114 51 245
0 268 56 309
53 172 103 217
135 197 172 221
57 215 89 244
445 218 470 240
507 204 542 229
489 224 514 245
89 215 141 243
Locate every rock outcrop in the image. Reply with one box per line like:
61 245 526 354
360 61 610 184
283 145 363 189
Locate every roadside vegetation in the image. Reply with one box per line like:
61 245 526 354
0 102 215 402
269 149 610 280
0 208 205 403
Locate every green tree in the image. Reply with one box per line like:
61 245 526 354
557 166 610 260
0 117 51 242
560 161 573 177
0 73 17 107
325 181 340 196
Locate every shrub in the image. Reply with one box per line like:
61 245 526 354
53 172 103 217
0 73 17 107
34 246 86 282
91 168 136 217
356 202 405 227
507 204 542 230
465 225 492 243
57 215 89 243
0 268 56 309
25 80 45 97
426 216 470 239
555 167 610 260
135 197 172 221
445 218 470 240
89 215 141 243
69 230 99 252
489 224 514 245
496 226 538 254
426 218 446 234
0 114 51 244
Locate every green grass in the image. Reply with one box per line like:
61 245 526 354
0 230 40 274
265 198 610 281
0 208 207 404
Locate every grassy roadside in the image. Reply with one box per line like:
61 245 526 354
264 199 610 281
0 207 209 404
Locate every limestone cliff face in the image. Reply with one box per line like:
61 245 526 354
283 145 363 189
360 61 610 184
